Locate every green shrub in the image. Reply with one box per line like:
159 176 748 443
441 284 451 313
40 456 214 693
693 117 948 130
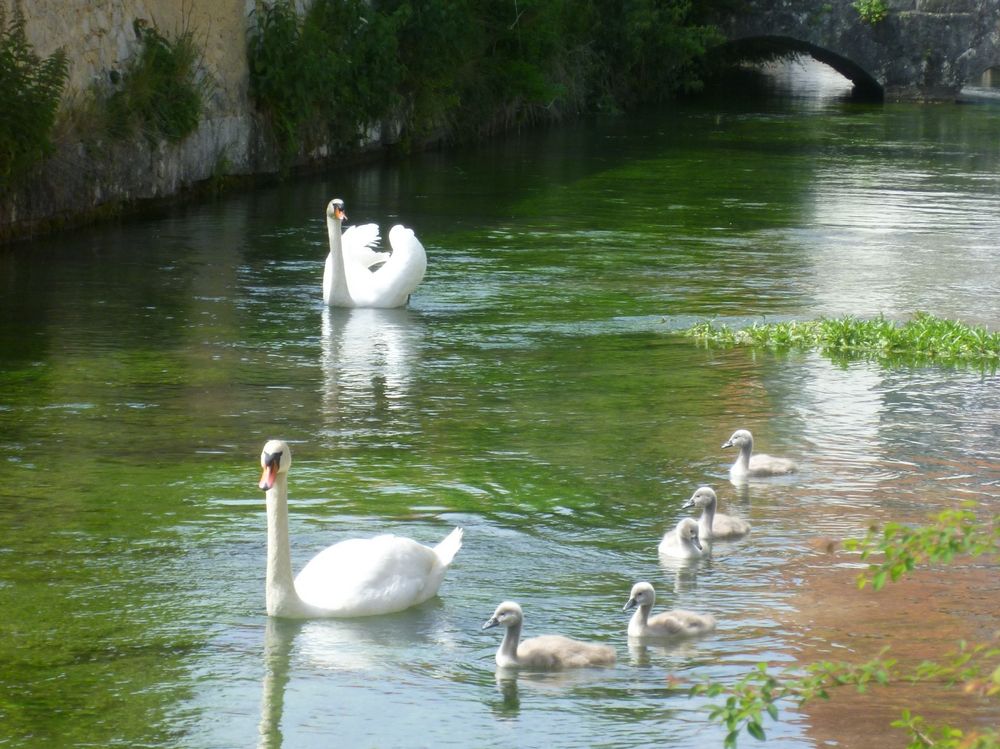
247 0 729 162
853 0 889 25
105 20 205 144
0 4 68 187
248 0 403 160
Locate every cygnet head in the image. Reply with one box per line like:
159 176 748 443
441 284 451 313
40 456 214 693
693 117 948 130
722 429 753 450
683 486 717 511
483 601 523 630
259 439 292 491
677 517 702 550
325 198 347 222
623 581 656 612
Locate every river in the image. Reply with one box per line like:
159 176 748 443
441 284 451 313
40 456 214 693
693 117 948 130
1 59 998 748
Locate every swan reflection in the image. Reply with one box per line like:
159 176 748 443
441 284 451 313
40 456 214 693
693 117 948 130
319 306 423 422
257 604 449 749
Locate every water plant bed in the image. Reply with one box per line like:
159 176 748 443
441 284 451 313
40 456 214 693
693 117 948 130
683 313 1000 367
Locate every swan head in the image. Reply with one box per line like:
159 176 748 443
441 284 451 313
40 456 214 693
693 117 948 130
325 198 347 222
483 601 523 630
722 429 753 450
682 486 717 511
623 581 655 612
677 517 702 550
259 439 292 491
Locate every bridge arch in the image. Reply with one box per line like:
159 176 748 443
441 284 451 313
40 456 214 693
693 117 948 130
720 35 884 100
718 0 1000 101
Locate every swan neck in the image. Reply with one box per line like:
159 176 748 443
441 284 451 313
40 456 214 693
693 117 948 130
734 440 752 471
498 622 522 664
701 497 716 529
265 475 306 617
326 216 351 302
633 604 651 629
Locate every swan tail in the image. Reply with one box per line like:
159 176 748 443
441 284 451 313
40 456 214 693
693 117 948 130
433 527 463 567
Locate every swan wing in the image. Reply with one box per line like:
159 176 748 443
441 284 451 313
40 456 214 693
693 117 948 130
294 534 445 617
347 225 427 308
748 453 797 475
342 224 391 268
519 635 616 669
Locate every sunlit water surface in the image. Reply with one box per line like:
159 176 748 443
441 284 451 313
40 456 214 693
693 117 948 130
1 60 999 748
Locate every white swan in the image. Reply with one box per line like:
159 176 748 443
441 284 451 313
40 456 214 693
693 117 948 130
482 601 616 670
258 439 463 618
322 198 427 308
657 517 705 559
623 582 716 639
723 428 796 479
683 486 751 540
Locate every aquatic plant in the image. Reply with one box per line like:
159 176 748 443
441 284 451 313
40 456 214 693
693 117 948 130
105 20 205 144
694 505 1000 748
683 313 1000 367
0 3 68 187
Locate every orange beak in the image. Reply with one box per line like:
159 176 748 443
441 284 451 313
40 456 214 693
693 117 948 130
259 461 277 491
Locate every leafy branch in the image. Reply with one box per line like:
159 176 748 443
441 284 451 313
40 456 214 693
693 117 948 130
0 2 68 187
845 504 1000 591
695 505 1000 747
694 640 1000 748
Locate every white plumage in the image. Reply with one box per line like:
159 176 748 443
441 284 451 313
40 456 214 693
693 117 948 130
258 439 462 618
322 199 427 308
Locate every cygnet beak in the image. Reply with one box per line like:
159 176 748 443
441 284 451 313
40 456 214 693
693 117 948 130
482 616 500 630
623 597 637 612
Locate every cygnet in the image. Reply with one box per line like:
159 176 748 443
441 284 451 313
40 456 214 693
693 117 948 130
482 601 616 670
683 486 750 540
657 517 705 559
623 581 716 638
723 429 796 479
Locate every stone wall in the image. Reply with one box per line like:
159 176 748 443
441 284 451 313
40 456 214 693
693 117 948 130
721 0 1000 100
2 0 319 241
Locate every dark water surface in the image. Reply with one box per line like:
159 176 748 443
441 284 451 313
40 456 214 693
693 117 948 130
1 61 999 748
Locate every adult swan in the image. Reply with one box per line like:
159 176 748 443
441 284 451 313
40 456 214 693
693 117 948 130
322 198 427 308
258 439 463 618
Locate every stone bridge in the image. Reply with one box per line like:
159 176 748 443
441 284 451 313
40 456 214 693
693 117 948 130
719 0 1000 99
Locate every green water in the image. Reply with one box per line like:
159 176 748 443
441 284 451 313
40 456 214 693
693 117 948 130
2 63 999 747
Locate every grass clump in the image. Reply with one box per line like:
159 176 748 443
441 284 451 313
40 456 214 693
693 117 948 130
0 3 68 188
684 313 1000 367
105 19 205 144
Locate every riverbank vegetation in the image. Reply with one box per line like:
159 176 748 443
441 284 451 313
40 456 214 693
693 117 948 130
247 0 732 163
0 4 67 189
684 313 1000 368
103 20 205 145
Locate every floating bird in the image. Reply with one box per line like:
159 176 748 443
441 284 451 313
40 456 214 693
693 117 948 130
622 582 716 638
322 198 427 308
482 601 616 670
258 439 462 618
